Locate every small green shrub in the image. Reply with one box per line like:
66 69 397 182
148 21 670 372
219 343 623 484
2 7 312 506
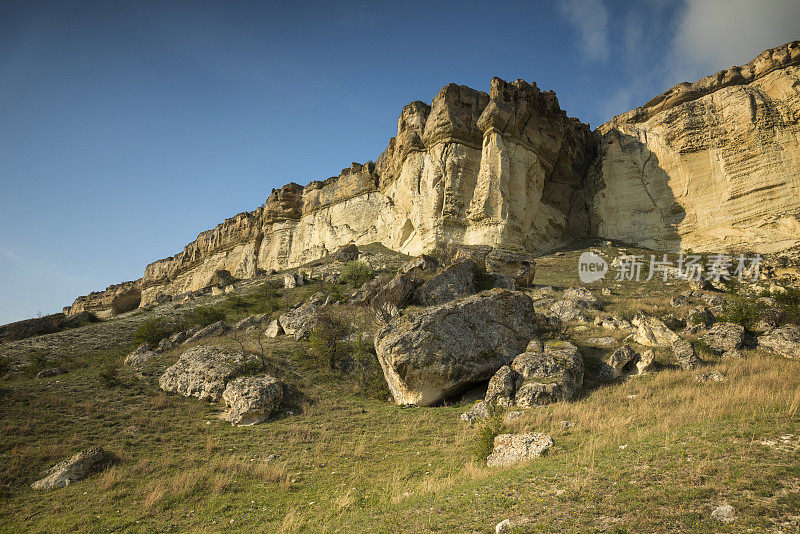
473 415 504 461
340 261 374 288
348 333 390 399
184 306 226 327
98 364 120 388
774 287 800 325
134 317 174 345
0 356 12 377
321 282 347 304
721 296 763 332
309 313 350 370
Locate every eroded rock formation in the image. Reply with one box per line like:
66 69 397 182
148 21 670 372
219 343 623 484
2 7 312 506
63 41 800 313
590 40 800 252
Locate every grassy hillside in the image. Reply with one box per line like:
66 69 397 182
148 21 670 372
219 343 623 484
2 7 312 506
1 246 799 533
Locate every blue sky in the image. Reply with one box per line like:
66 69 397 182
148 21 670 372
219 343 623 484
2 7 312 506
1 0 798 324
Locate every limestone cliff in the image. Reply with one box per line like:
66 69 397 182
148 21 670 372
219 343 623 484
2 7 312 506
126 77 595 308
590 40 800 252
63 41 800 314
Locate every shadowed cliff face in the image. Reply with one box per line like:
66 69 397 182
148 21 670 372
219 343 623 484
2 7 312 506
592 40 800 253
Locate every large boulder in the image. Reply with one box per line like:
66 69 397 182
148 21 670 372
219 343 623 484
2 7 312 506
672 339 703 369
186 320 231 344
31 447 110 490
374 289 539 406
399 254 439 274
702 323 746 354
369 271 422 317
485 249 536 287
278 295 323 340
486 433 553 467
415 259 477 306
332 243 359 262
222 375 284 426
507 341 584 406
485 365 516 406
758 324 800 358
159 346 259 401
632 313 681 347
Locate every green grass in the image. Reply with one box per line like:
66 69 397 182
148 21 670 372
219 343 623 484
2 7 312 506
2 245 800 532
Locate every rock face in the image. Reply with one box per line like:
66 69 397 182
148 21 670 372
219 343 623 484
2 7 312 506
486 340 585 407
159 346 258 401
222 375 283 426
590 41 800 253
374 289 539 406
63 42 800 311
63 280 142 318
66 76 595 309
486 433 554 467
759 324 800 358
31 447 110 490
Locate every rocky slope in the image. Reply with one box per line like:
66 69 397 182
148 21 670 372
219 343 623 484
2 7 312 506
61 41 800 316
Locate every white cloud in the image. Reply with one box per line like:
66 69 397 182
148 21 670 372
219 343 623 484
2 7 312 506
557 0 610 62
670 0 800 81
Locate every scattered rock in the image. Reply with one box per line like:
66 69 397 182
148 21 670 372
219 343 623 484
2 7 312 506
186 321 231 344
702 323 745 354
486 433 553 467
686 306 716 330
485 365 516 406
159 346 259 401
36 367 67 379
495 519 512 534
124 342 158 366
711 504 736 523
758 324 800 358
603 345 641 379
486 341 584 407
222 375 284 426
485 248 536 287
549 288 600 323
637 349 656 374
672 339 703 369
415 259 477 306
283 272 304 289
695 370 726 383
278 297 322 340
264 319 283 338
332 243 359 262
594 315 633 331
31 446 111 490
460 400 491 426
375 289 539 406
632 313 680 347
234 314 269 332
670 294 691 307
399 254 439 274
560 420 575 429
584 336 617 349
